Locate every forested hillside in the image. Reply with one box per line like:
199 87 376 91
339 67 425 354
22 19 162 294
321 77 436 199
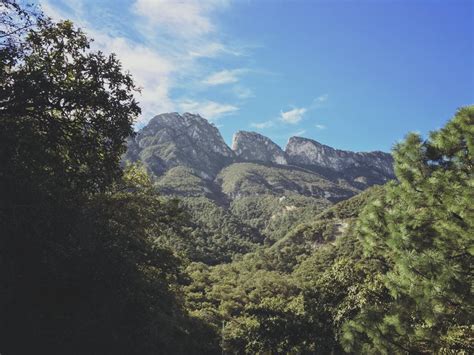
123 111 394 266
1 2 472 354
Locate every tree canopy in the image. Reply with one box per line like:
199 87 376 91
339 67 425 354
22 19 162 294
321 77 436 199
0 4 211 354
1 1 472 354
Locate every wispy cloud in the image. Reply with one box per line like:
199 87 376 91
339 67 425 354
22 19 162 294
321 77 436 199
178 99 238 121
251 121 274 129
41 0 241 125
280 107 307 124
90 34 177 122
292 129 307 137
310 94 329 109
315 93 328 103
277 94 328 126
132 0 229 39
315 124 326 130
233 86 254 99
203 68 248 86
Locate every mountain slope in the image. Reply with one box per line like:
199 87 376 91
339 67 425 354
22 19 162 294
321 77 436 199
286 136 394 187
232 131 288 164
125 112 394 187
124 112 395 262
125 112 234 179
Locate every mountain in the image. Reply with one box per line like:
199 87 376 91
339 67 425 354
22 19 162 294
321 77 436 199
232 131 288 164
285 136 394 187
125 112 234 179
124 112 395 263
126 112 394 185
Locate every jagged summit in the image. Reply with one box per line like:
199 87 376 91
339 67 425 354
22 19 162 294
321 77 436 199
124 112 394 186
285 136 394 177
232 131 287 165
124 112 234 179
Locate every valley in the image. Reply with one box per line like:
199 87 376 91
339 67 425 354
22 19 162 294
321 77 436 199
124 112 394 264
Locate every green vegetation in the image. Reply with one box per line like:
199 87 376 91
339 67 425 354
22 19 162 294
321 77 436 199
230 194 331 242
342 107 474 353
1 2 472 354
155 166 215 197
217 162 357 200
153 163 338 263
183 187 385 353
183 109 474 352
155 196 263 264
0 6 211 354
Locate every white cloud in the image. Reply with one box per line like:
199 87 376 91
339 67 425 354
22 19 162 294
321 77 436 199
315 94 328 103
277 94 327 128
203 68 247 86
40 1 67 20
251 121 274 129
292 129 307 137
133 0 228 39
315 124 326 130
310 94 329 108
40 0 242 125
89 34 177 123
280 107 307 124
233 86 254 99
178 99 238 120
188 42 227 58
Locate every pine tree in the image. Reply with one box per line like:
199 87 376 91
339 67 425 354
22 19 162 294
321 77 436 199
343 106 474 353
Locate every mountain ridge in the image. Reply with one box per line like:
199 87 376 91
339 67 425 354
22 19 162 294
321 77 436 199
122 111 396 263
125 112 395 186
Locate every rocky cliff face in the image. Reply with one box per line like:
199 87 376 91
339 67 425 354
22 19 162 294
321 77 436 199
124 112 234 179
232 131 287 165
125 112 395 188
285 136 395 184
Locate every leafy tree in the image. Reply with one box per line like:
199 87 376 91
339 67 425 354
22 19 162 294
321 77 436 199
1 15 139 202
0 4 212 354
223 295 310 354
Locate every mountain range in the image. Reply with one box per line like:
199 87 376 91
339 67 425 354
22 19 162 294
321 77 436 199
125 112 394 195
123 112 395 263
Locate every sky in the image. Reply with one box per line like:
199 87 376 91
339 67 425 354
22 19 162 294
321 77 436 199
38 0 473 152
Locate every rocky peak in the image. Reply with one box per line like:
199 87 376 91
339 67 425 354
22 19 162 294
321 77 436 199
285 136 394 176
142 112 234 157
124 112 395 187
232 131 287 165
125 112 234 179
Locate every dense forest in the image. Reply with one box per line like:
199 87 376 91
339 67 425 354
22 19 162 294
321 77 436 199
1 2 472 354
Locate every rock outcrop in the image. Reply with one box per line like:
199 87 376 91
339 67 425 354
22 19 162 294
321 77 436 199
124 112 234 179
285 136 395 185
232 131 287 165
125 112 395 187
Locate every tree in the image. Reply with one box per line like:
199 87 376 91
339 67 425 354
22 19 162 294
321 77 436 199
1 14 140 202
0 3 214 353
343 106 474 353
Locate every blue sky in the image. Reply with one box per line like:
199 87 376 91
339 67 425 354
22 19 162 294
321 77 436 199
40 0 473 152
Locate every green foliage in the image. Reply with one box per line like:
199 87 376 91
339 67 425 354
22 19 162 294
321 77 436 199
155 196 263 264
0 6 212 354
183 106 474 354
260 186 384 273
230 194 331 243
224 295 311 354
184 186 383 353
317 185 385 220
155 166 219 198
343 106 474 353
2 3 472 354
1 18 140 198
218 162 357 200
185 258 312 354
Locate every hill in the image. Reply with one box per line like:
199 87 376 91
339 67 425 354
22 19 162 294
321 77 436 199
123 112 394 262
